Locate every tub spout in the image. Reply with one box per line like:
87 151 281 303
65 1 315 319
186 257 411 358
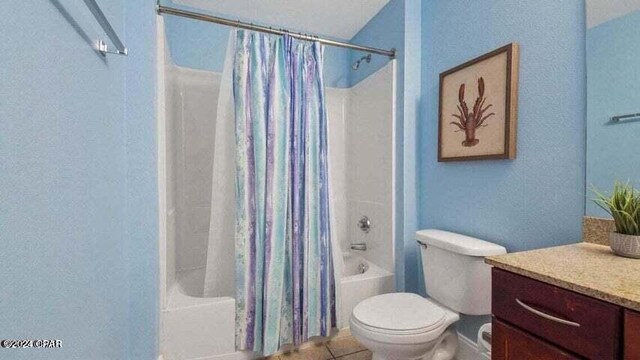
350 243 367 251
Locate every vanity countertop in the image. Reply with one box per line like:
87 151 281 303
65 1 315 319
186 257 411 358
486 243 640 312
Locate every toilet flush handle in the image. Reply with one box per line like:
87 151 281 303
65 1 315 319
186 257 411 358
416 239 428 249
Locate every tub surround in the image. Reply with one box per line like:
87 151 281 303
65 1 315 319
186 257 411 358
486 242 640 312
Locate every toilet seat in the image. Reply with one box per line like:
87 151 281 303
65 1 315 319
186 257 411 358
350 293 457 344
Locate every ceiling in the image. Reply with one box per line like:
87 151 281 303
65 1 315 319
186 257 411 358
586 0 640 28
173 0 391 40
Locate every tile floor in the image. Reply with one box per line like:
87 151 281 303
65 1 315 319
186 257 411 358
264 333 371 360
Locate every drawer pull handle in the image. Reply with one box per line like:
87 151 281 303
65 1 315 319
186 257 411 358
515 299 581 328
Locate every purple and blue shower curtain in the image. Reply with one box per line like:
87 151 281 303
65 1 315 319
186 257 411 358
233 30 336 355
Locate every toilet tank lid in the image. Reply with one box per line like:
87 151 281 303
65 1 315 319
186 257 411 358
416 229 506 257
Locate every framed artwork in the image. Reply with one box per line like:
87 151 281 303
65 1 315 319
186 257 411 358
438 43 519 162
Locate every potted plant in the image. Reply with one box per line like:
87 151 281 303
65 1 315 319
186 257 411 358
593 182 640 258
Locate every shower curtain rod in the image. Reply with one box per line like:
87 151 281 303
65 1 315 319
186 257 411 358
157 4 396 59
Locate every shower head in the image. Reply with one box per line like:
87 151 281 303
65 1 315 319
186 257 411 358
352 54 372 70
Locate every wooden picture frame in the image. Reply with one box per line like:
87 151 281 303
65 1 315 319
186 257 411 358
438 43 519 162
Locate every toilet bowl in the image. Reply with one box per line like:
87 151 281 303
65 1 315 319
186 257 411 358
350 230 506 360
350 293 459 360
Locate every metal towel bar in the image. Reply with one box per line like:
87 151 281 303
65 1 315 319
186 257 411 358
610 112 640 123
83 0 128 56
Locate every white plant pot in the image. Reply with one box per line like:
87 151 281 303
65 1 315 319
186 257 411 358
609 232 640 259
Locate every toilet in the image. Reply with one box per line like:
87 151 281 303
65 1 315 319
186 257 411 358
350 229 507 360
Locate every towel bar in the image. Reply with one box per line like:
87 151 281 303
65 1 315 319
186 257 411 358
83 0 128 56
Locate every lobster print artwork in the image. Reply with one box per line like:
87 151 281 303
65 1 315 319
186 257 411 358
438 43 519 161
450 77 495 147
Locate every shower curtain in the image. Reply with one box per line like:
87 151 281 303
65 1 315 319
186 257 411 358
204 30 337 356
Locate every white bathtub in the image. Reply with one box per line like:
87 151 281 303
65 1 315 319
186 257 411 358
162 254 393 360
340 253 394 328
162 268 256 360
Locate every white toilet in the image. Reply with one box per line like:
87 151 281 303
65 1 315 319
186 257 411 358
350 229 506 360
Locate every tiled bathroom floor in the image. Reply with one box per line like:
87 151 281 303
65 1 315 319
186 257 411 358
265 333 371 360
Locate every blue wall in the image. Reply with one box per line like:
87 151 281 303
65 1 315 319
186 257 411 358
125 1 159 358
347 0 422 292
0 1 157 359
586 10 640 216
419 0 586 339
348 0 404 87
164 13 229 72
401 0 422 297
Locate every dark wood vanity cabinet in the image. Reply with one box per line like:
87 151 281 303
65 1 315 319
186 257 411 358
492 268 639 360
625 310 640 359
493 319 579 359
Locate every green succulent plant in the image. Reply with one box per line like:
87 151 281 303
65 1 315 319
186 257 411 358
592 182 640 236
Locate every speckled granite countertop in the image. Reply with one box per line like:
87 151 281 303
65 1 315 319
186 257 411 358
486 243 640 312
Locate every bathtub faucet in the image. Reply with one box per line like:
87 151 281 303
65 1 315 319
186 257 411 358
350 243 367 251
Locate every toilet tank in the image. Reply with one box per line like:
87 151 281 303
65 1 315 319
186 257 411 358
417 229 506 315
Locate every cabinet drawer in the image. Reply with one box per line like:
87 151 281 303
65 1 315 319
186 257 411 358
493 318 579 360
492 268 622 360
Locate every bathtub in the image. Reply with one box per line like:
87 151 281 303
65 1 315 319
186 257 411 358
162 268 256 360
162 254 393 360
